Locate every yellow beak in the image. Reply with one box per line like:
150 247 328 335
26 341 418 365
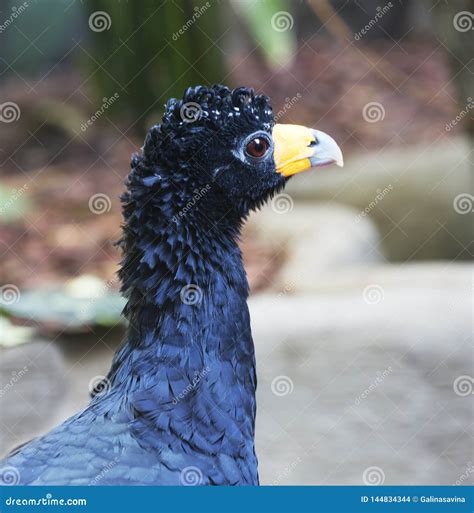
273 124 344 177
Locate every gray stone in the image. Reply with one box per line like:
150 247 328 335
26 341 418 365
284 137 473 261
250 264 472 484
0 341 67 457
0 329 122 458
246 202 383 292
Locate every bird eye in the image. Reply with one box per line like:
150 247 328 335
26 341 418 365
245 137 270 159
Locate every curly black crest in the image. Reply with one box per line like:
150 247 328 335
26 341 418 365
141 85 274 168
119 85 281 326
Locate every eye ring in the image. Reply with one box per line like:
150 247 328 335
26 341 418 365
245 135 271 159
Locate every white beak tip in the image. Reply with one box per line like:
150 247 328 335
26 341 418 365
312 129 344 169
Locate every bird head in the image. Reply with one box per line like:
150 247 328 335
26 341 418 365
141 85 343 220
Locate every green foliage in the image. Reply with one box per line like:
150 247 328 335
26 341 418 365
0 0 82 76
231 0 296 69
83 0 224 132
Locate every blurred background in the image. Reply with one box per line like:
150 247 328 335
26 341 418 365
0 0 472 485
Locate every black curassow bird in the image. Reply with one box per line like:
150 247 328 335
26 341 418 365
1 85 343 486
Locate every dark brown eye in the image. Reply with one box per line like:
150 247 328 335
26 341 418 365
245 137 270 158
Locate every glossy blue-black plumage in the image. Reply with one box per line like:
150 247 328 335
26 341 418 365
1 85 284 485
